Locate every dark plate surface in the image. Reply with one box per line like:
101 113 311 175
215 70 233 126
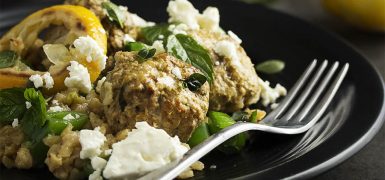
1 0 384 179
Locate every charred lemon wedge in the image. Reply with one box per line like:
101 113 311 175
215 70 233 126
0 5 107 93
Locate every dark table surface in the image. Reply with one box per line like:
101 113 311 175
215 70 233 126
269 0 385 179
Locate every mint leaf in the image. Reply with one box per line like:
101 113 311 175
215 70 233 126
0 50 17 68
22 88 47 137
0 88 26 123
102 2 125 28
140 24 171 45
124 42 147 52
166 34 213 82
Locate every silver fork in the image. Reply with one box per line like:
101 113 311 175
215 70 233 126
137 60 349 180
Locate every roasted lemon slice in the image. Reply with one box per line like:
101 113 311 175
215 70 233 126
0 5 107 93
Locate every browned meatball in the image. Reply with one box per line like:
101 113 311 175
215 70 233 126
189 30 261 113
99 51 209 142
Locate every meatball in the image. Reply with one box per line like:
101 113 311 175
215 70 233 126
189 30 261 112
100 51 210 142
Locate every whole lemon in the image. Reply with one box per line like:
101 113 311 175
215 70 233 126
323 0 385 32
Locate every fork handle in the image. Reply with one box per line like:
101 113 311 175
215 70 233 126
137 122 261 180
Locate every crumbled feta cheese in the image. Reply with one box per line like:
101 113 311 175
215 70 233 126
228 31 242 44
104 149 112 156
171 67 183 79
52 100 59 105
42 72 54 89
123 34 135 43
96 77 106 93
167 0 221 32
12 118 18 128
29 73 54 89
29 74 43 88
168 24 188 35
258 77 287 107
79 127 106 159
214 61 220 66
214 40 242 68
131 14 155 27
167 0 200 29
151 40 165 55
25 101 32 109
48 105 69 112
157 76 176 87
63 114 75 120
64 61 92 94
158 35 164 39
89 170 103 180
72 36 107 70
103 122 189 179
91 156 107 170
198 7 220 32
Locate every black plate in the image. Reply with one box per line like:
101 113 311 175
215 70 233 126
1 0 384 179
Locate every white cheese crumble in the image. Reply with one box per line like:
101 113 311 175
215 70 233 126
96 77 106 93
167 0 220 32
123 34 135 43
12 118 18 128
64 61 92 94
29 73 54 89
151 40 165 55
257 77 287 107
48 105 69 112
168 24 188 35
214 40 242 68
131 14 155 27
79 127 106 159
63 114 75 120
103 122 189 179
104 149 112 156
171 67 183 79
228 31 242 44
157 76 176 87
29 74 43 88
91 156 107 170
72 36 107 70
198 7 220 32
25 101 32 109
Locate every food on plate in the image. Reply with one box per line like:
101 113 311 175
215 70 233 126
0 0 286 179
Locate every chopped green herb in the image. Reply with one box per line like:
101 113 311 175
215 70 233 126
255 59 285 74
124 42 147 52
140 24 172 44
102 2 125 28
166 34 213 82
183 73 207 91
0 88 26 123
137 48 156 61
188 122 210 147
231 111 249 122
0 50 17 68
47 111 89 135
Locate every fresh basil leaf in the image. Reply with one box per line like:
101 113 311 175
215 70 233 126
183 73 207 91
124 42 147 52
255 59 285 74
47 111 89 135
166 34 213 82
140 24 171 45
0 50 17 68
0 88 26 123
102 2 124 28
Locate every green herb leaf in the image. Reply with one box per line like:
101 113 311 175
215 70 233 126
207 111 247 154
102 2 125 28
0 50 17 68
166 34 213 82
255 59 285 74
0 88 26 123
124 42 147 52
188 122 210 147
140 24 171 45
231 111 249 122
47 111 89 135
22 88 47 139
183 73 207 91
